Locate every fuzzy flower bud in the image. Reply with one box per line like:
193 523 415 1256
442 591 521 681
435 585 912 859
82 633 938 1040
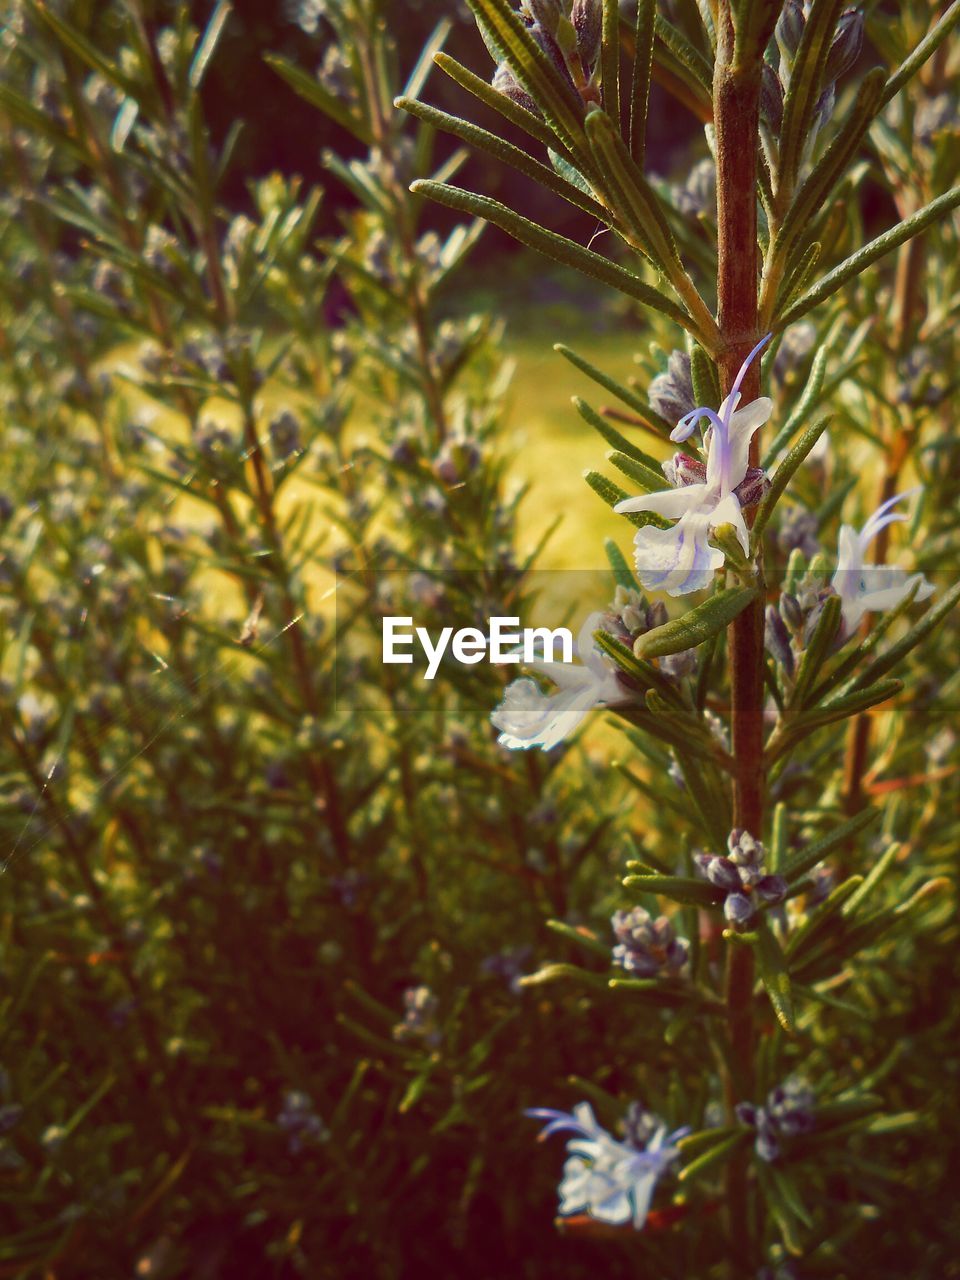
611 906 689 977
776 0 804 61
571 0 602 68
761 63 784 131
724 893 756 927
825 8 864 83
492 63 539 114
765 604 795 676
728 829 764 867
648 351 696 425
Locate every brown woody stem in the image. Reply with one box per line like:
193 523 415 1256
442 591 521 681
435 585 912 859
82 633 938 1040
714 4 769 1263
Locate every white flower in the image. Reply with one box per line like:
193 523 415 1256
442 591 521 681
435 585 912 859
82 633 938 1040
491 612 624 750
614 336 773 596
526 1102 689 1229
832 490 934 634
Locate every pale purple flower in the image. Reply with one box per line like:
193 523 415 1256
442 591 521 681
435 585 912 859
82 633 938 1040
614 337 773 596
526 1102 689 1229
832 490 933 634
491 612 625 750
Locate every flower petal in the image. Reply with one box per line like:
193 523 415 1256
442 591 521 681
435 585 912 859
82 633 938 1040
719 396 773 489
710 491 750 555
614 485 708 518
633 513 722 597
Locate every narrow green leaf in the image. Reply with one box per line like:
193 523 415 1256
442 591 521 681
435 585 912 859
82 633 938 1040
266 53 370 143
752 416 832 549
601 0 620 125
190 0 231 89
605 538 638 590
788 592 842 708
403 19 453 100
545 919 612 958
555 342 660 420
779 185 960 327
755 915 795 1033
411 181 694 328
29 0 138 97
573 395 666 477
518 962 610 989
841 842 901 917
629 0 655 166
777 0 846 192
881 0 960 106
584 108 680 271
808 582 923 703
785 876 864 963
433 51 563 152
465 0 588 163
776 241 822 314
622 874 723 908
594 632 686 701
850 579 960 691
679 1131 749 1183
584 470 670 527
781 807 879 883
775 68 886 263
796 678 902 730
634 587 757 659
689 343 720 408
396 96 607 220
762 324 833 465
653 15 713 98
607 449 671 494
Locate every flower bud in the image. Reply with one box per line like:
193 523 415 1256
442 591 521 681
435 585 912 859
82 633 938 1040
724 892 756 927
776 0 804 61
648 351 695 425
825 8 864 83
728 829 764 867
734 466 770 509
672 452 707 487
755 874 788 904
765 604 795 676
571 0 602 68
522 0 561 32
761 63 784 131
492 63 539 114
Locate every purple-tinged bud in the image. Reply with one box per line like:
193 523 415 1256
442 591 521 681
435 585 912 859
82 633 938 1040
735 1101 758 1127
492 63 539 115
761 63 784 131
724 892 756 927
649 351 695 425
776 0 804 60
755 874 788 904
673 452 707 487
728 829 764 867
814 82 836 129
648 600 669 630
825 8 864 83
765 604 795 676
660 648 697 679
734 466 770 509
704 856 743 892
571 0 602 68
755 1118 780 1162
526 21 573 81
0 1104 23 1135
778 589 805 631
522 0 561 32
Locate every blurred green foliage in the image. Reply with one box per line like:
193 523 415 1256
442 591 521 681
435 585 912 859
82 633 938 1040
0 1 957 1278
